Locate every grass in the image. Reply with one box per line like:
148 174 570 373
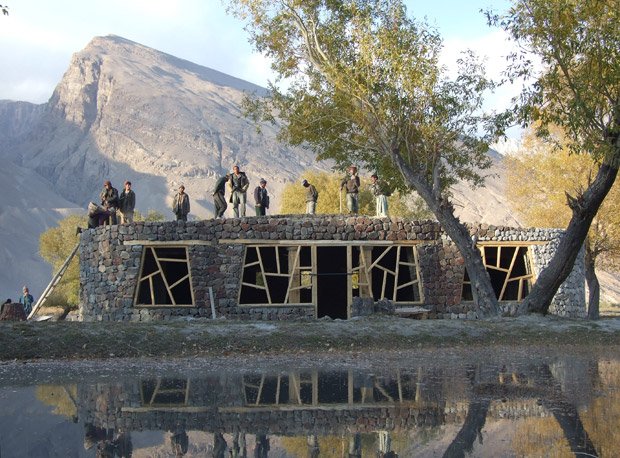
1 315 619 361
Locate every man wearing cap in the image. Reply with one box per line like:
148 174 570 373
302 179 319 215
172 185 190 221
253 178 270 216
100 180 119 224
228 165 250 217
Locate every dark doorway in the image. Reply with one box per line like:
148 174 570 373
317 246 348 319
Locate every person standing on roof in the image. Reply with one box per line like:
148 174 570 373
213 173 230 218
172 185 190 221
340 166 360 214
118 181 136 224
228 165 250 217
302 179 319 215
369 174 389 217
253 178 270 216
100 180 119 224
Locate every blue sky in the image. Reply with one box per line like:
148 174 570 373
0 0 518 134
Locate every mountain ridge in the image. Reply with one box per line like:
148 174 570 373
0 35 549 300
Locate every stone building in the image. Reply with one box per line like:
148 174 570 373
78 215 586 321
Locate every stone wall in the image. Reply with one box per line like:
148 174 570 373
78 215 585 321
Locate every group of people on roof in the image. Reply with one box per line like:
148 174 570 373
88 164 390 226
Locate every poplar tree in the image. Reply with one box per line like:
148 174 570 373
228 0 506 316
490 0 620 314
506 127 620 319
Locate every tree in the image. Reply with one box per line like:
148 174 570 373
489 0 620 314
39 211 165 314
228 0 505 317
134 209 166 222
39 214 86 311
506 127 620 319
280 170 433 218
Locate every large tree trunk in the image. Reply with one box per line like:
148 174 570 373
522 162 618 315
393 155 500 317
585 241 600 320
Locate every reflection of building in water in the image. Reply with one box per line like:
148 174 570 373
73 361 598 457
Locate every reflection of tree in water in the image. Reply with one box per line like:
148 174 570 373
36 384 78 420
581 359 620 457
444 363 598 458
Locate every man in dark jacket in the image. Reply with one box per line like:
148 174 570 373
253 178 270 216
302 179 319 214
228 165 250 217
213 174 230 218
100 180 119 224
172 185 190 221
340 166 360 214
118 181 136 224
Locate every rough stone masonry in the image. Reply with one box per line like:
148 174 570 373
78 215 585 322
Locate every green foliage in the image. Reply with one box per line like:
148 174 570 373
506 127 620 271
229 0 502 195
489 0 620 164
39 214 86 308
280 170 432 218
228 0 503 313
36 385 78 419
134 209 165 222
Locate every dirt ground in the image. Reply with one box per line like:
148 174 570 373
1 315 619 361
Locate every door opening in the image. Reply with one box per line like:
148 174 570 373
316 246 348 319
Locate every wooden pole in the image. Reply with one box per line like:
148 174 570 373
28 242 80 320
208 286 217 319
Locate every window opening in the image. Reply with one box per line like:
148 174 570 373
135 246 194 306
369 246 423 303
140 378 190 406
462 245 534 301
239 245 313 305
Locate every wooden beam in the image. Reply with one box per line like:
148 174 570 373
124 240 214 246
218 239 422 246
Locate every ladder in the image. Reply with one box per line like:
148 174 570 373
27 242 80 320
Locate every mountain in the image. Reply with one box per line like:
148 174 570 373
0 160 81 298
4 35 612 304
2 35 331 218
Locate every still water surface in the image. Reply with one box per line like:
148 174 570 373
0 349 618 457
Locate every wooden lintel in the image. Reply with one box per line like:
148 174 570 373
237 303 315 308
218 239 422 246
476 241 548 246
123 240 214 246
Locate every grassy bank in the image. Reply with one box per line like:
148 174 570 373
1 315 619 360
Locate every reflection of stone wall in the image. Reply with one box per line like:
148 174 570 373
77 376 552 436
79 216 585 321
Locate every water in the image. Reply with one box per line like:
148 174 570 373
0 348 618 457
